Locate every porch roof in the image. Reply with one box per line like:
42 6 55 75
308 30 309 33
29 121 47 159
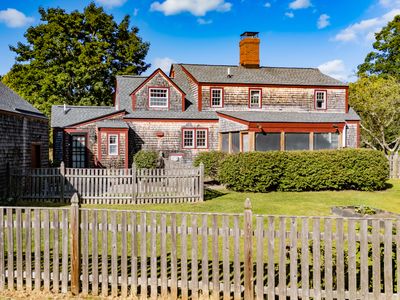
217 108 360 124
96 120 128 129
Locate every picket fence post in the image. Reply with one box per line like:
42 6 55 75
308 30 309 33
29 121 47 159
132 162 137 204
60 162 65 203
199 163 204 202
70 193 80 295
244 198 254 300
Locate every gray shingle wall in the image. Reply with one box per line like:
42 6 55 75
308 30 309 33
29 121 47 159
126 120 219 162
201 86 347 113
346 123 358 148
134 73 183 112
0 112 48 196
219 118 248 133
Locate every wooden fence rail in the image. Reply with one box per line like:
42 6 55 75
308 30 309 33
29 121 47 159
10 162 204 204
0 198 399 298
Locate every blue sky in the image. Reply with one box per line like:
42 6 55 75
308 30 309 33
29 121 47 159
0 0 399 81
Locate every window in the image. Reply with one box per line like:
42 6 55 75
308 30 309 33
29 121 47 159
231 132 240 153
196 130 207 148
211 88 223 107
108 134 118 156
221 133 229 152
149 88 168 108
314 133 339 150
242 133 249 152
285 133 310 151
315 91 327 110
182 129 208 149
256 133 281 151
249 89 261 108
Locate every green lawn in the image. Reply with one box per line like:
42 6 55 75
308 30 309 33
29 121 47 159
84 179 400 216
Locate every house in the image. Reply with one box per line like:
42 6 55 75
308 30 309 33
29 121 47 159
51 32 360 168
0 82 48 196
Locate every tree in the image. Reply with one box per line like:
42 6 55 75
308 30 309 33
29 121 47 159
2 3 150 116
349 76 400 156
358 15 400 78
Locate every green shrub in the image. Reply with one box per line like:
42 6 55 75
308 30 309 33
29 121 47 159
218 149 389 192
218 151 286 192
133 150 158 169
193 151 227 180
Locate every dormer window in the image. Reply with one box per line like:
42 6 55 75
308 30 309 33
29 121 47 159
211 88 223 108
149 88 169 108
315 90 327 110
249 89 262 108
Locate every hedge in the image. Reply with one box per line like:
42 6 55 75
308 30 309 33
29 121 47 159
133 150 158 169
218 149 389 192
193 151 228 180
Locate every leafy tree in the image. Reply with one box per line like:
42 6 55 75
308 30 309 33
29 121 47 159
2 3 150 116
358 15 400 78
349 76 400 156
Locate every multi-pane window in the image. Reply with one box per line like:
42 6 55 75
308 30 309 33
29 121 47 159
196 130 207 148
256 133 281 151
315 91 327 110
108 134 118 155
149 88 168 108
182 129 208 149
314 133 339 150
285 133 310 151
249 89 261 108
211 88 223 107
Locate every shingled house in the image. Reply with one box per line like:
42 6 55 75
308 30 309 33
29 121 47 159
0 82 48 196
51 32 360 168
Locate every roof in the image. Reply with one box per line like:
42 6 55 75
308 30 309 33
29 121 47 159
96 120 129 129
51 105 123 128
218 108 360 123
177 64 347 87
116 75 147 112
124 110 218 120
0 82 46 119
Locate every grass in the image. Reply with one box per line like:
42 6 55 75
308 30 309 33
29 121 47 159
82 179 400 216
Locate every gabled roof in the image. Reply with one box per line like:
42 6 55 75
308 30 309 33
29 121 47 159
97 119 129 129
218 108 360 123
51 105 124 128
0 82 47 119
116 75 147 112
176 64 347 87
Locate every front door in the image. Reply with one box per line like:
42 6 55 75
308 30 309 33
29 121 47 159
71 135 86 168
31 144 41 168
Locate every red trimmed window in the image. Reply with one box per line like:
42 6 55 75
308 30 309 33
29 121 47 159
182 129 208 149
149 88 168 108
108 134 119 156
315 91 327 110
211 88 223 108
249 89 261 108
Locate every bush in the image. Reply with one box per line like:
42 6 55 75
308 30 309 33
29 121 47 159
218 149 389 192
133 150 158 169
193 151 228 180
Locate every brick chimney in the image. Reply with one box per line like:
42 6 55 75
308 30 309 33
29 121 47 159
239 32 260 68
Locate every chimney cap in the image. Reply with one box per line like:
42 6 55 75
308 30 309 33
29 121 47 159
240 32 259 39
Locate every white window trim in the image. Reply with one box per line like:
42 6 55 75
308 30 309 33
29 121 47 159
108 134 119 156
211 88 223 108
149 88 169 108
196 129 208 149
315 90 327 110
183 129 195 149
249 89 261 108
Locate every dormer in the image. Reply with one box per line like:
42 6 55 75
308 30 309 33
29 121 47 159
130 68 186 112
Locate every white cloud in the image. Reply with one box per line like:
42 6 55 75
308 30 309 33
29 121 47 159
133 8 139 16
334 9 400 42
317 14 330 29
318 59 348 81
153 57 176 73
0 8 33 28
379 0 400 7
95 0 127 8
264 2 271 8
285 11 294 18
197 18 213 25
150 0 232 16
289 0 311 10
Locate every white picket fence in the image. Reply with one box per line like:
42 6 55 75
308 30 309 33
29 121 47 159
10 163 204 204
